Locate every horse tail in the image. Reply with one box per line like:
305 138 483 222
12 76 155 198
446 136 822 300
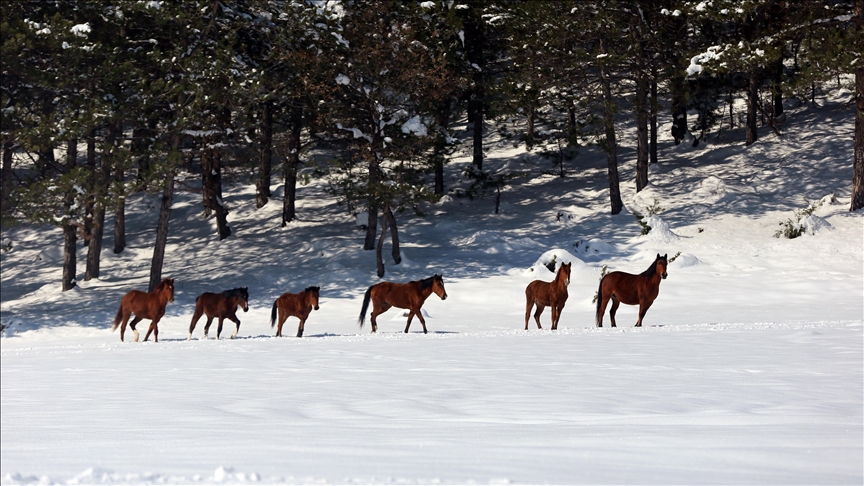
270 300 278 328
358 285 374 328
111 302 123 332
595 275 606 326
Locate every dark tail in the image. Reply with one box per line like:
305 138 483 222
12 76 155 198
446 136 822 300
111 303 123 332
358 286 373 328
270 300 278 328
595 276 605 326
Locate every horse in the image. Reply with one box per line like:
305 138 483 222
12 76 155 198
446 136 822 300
188 287 249 340
358 274 447 334
596 253 668 328
111 278 175 343
270 286 320 338
524 262 571 330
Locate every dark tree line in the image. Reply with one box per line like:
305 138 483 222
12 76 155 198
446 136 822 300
1 0 860 289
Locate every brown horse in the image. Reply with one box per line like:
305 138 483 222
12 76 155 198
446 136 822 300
596 253 668 328
524 262 571 330
112 278 175 342
188 287 249 340
270 286 320 337
358 274 447 334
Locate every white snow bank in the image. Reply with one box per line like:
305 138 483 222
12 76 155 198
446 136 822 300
572 238 615 256
642 215 679 242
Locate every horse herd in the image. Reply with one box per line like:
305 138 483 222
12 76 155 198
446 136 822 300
111 254 670 342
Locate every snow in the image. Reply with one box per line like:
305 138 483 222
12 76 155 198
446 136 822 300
1 89 862 484
70 23 90 37
401 115 428 137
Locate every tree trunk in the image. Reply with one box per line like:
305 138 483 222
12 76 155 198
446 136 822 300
86 124 116 281
432 101 450 195
852 0 864 212
670 72 688 145
635 71 649 192
376 210 388 278
113 153 126 254
746 68 759 146
526 106 536 149
201 130 231 240
81 130 96 246
62 139 78 291
466 10 484 170
1 140 14 218
772 52 784 117
599 47 623 215
649 70 658 165
282 105 302 226
133 126 152 185
149 135 178 292
256 100 273 209
386 206 401 265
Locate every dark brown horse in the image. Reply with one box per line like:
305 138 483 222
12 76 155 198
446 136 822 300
112 278 175 342
188 287 249 340
358 274 447 334
596 253 668 328
270 286 320 337
524 262 571 330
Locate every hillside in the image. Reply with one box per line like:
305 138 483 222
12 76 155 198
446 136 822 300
1 89 862 484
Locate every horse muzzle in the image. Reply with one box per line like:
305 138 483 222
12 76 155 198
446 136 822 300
661 273 668 279
314 306 320 311
442 294 448 300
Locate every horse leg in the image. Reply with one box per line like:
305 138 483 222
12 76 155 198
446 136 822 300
416 309 428 334
119 310 132 342
404 311 414 333
216 318 224 340
636 300 653 327
609 296 620 328
550 302 559 330
188 308 203 340
597 292 611 328
203 316 214 339
228 315 241 339
276 312 287 338
370 302 390 334
533 304 545 329
144 318 159 342
128 316 144 342
296 318 305 338
524 300 534 330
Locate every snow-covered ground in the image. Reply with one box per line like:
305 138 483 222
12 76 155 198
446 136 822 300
2 91 862 484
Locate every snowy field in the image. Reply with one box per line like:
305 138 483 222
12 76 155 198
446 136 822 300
2 91 862 484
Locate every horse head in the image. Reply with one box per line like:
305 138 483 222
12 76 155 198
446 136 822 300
557 262 572 286
239 287 249 312
656 254 668 279
161 278 175 302
432 274 448 300
307 286 321 310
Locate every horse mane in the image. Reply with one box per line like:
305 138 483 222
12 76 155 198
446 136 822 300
640 255 665 278
223 287 247 297
418 276 436 290
304 286 320 293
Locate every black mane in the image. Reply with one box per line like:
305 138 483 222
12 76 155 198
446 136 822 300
305 286 320 293
223 287 248 298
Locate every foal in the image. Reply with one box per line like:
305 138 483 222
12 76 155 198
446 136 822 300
270 286 320 337
358 274 447 334
524 262 571 330
596 253 668 327
188 287 249 340
112 278 175 342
